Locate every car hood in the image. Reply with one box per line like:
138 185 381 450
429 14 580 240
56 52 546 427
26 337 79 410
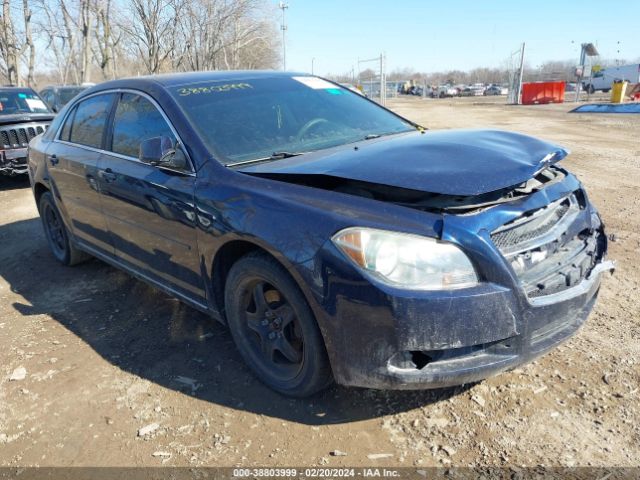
0 112 55 125
237 129 568 196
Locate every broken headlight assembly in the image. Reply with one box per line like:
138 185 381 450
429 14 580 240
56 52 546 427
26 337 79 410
332 227 478 290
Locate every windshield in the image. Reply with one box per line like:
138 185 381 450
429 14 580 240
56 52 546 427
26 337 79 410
0 89 50 115
170 76 415 164
58 87 85 105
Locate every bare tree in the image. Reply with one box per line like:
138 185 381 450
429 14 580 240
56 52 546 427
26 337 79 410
175 0 230 71
92 0 120 79
37 0 79 84
0 0 22 84
122 0 183 74
78 0 92 82
22 0 34 85
173 0 279 72
7 0 280 85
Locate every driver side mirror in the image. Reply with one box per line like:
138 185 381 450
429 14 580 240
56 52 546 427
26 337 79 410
139 136 188 171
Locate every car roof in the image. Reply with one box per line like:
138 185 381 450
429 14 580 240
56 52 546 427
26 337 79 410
42 85 86 89
90 70 309 92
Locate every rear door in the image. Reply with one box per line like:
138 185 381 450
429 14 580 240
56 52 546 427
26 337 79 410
96 91 204 302
47 93 116 255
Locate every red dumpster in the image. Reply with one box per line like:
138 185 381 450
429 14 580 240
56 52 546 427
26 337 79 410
521 81 565 104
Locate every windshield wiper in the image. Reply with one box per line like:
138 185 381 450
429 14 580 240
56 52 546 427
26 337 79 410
364 134 380 140
226 151 303 167
269 151 303 159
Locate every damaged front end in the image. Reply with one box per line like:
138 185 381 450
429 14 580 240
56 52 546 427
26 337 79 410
245 164 566 215
282 165 613 389
381 170 615 389
490 190 613 303
0 122 49 176
240 130 613 388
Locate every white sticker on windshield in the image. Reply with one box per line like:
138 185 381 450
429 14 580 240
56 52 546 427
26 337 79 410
25 98 47 110
292 76 337 89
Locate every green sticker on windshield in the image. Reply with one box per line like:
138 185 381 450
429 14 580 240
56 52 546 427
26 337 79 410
326 88 343 95
18 93 26 98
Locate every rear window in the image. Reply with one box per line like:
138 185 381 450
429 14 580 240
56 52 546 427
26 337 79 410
66 94 114 148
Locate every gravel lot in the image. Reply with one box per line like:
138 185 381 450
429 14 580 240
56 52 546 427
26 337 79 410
1 96 638 468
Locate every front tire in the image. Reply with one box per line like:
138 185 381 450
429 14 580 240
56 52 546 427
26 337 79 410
224 252 333 397
39 191 90 266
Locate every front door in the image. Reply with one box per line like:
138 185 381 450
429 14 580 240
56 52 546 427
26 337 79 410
96 92 204 302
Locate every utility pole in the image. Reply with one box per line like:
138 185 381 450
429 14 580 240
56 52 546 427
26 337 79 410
575 44 587 102
515 42 525 105
279 2 288 71
311 57 315 75
379 52 386 106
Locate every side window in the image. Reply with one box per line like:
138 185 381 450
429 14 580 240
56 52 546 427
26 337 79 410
59 106 76 141
68 94 114 148
110 93 176 158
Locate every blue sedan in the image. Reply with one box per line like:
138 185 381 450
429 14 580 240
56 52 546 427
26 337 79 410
27 71 613 397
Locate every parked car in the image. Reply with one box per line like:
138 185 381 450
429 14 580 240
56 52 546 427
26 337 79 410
435 85 458 98
0 87 53 176
583 64 640 93
458 87 475 97
484 85 508 96
39 85 90 113
470 84 485 96
28 71 613 397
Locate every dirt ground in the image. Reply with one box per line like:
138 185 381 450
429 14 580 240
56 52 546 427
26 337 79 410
1 96 638 468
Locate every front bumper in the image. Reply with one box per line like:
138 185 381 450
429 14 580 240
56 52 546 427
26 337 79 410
0 147 28 175
382 262 611 389
304 253 611 390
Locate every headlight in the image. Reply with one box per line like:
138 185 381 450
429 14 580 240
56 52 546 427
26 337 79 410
332 227 478 290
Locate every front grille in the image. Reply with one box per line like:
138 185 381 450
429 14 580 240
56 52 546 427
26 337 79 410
492 199 570 251
0 123 48 148
491 192 604 300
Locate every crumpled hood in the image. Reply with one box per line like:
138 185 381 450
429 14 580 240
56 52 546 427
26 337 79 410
238 129 568 196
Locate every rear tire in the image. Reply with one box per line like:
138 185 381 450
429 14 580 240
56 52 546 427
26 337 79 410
39 191 90 266
224 252 333 397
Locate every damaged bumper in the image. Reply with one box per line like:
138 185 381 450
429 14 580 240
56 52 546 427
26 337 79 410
302 171 614 389
381 260 612 389
0 147 28 176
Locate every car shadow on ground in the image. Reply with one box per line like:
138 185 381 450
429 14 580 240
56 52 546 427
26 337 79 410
1 217 471 425
0 175 31 192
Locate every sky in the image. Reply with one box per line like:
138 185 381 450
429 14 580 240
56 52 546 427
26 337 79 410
279 0 638 76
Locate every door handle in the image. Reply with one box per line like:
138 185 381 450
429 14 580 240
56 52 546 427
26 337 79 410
48 154 59 166
99 168 117 183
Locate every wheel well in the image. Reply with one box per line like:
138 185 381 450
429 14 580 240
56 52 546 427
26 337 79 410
33 182 49 208
212 240 272 319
